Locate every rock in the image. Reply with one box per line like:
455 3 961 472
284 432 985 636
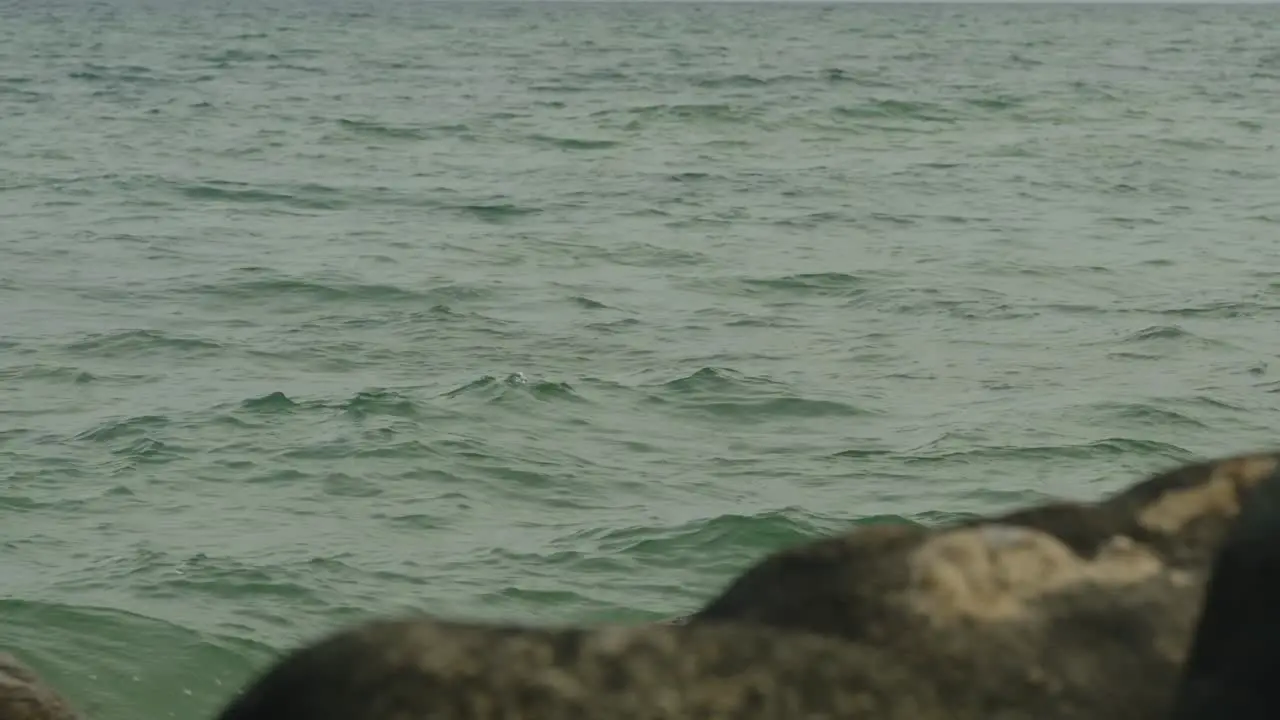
1168 451 1280 719
691 452 1280 641
212 450 1280 720
0 653 83 720
213 616 941 720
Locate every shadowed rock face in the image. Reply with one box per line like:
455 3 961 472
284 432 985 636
0 654 82 720
212 450 1280 720
1168 452 1280 719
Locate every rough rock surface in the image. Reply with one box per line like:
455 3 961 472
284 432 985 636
8 451 1279 720
691 451 1280 641
213 450 1280 720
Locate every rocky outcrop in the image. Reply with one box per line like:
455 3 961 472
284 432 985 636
8 451 1279 720
212 450 1280 720
691 452 1279 640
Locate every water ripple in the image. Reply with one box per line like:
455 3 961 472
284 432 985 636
6 4 1280 718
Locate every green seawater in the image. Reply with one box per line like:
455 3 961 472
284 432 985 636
4 0 1280 716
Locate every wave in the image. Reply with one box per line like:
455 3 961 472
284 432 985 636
526 134 620 150
902 436 1193 465
646 367 872 421
63 330 225 358
442 374 586 405
334 118 469 142
180 268 492 307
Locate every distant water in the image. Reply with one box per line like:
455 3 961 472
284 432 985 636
4 0 1280 716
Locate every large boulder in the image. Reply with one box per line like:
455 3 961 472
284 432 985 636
692 452 1280 639
213 450 1280 720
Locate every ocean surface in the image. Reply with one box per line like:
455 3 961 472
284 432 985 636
4 0 1280 716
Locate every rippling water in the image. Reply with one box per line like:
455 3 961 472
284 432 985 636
4 0 1280 717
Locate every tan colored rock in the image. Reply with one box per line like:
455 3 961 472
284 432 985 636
692 451 1280 641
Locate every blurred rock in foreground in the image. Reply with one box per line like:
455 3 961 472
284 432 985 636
212 450 1280 720
1168 450 1280 720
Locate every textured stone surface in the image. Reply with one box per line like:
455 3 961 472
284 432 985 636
214 450 1280 720
11 451 1280 720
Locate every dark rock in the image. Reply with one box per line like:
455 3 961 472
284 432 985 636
212 451 1280 720
214 617 935 720
692 452 1280 644
1168 452 1280 719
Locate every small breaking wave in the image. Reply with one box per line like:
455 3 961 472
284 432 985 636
442 374 586 405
